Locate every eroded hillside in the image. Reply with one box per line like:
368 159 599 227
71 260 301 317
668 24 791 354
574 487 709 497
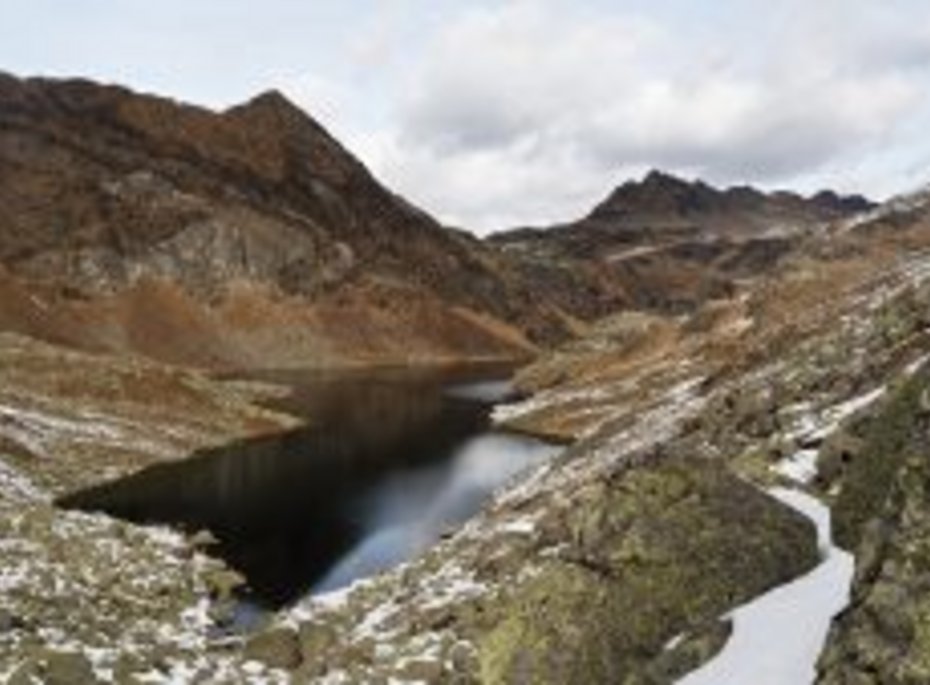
0 73 570 369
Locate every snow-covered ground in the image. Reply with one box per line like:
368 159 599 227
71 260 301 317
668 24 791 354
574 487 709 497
678 488 854 685
773 449 819 484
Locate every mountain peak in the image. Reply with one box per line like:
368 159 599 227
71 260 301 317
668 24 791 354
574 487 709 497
642 169 689 187
589 170 716 222
240 88 300 114
225 88 311 127
581 171 874 236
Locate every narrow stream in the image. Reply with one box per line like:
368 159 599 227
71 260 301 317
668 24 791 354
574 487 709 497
60 366 559 615
678 488 855 685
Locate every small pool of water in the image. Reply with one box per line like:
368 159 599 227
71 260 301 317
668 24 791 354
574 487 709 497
60 366 559 614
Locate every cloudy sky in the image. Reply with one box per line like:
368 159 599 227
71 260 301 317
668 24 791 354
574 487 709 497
5 0 930 233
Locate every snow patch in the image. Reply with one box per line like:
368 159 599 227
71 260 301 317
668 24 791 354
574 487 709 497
491 387 611 425
0 456 47 503
496 516 538 536
786 386 885 446
904 353 930 377
677 488 854 685
773 449 819 484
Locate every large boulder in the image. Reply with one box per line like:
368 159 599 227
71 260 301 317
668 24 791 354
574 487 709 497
818 369 930 683
282 458 818 683
474 460 818 684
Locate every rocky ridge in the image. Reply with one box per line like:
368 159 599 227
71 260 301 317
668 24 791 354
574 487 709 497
0 72 569 369
0 72 876 370
490 170 873 318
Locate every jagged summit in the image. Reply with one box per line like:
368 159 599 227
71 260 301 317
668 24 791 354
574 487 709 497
490 171 876 319
642 168 690 186
587 170 875 228
810 189 873 215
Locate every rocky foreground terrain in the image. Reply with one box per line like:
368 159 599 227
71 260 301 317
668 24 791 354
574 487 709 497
1 181 929 682
3 73 930 683
0 333 306 682
240 190 930 683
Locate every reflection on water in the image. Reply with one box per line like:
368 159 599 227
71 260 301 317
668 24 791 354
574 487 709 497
317 432 557 593
60 367 558 610
443 379 516 402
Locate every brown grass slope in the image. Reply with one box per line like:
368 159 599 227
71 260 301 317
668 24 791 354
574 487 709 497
0 72 569 369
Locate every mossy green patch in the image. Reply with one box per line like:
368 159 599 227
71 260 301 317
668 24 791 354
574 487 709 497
832 371 929 550
475 459 818 684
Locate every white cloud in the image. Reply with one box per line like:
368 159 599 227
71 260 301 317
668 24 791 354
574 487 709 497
346 0 930 233
398 2 660 154
25 0 929 234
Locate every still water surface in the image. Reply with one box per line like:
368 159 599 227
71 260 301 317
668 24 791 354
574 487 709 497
63 367 558 610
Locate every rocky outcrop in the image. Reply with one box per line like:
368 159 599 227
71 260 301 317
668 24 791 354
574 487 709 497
472 460 816 684
817 368 930 683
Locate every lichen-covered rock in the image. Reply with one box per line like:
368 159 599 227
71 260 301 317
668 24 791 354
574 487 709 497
278 457 817 684
8 649 100 685
474 460 817 684
641 620 733 684
830 372 928 551
244 627 303 670
815 427 866 492
818 368 930 683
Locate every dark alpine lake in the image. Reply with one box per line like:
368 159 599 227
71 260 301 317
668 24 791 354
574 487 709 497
61 365 558 614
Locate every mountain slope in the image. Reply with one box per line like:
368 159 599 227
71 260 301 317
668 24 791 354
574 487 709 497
0 73 566 368
0 73 877 369
4 71 930 682
490 171 874 316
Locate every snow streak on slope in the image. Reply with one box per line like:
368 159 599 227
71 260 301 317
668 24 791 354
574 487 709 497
678 488 854 685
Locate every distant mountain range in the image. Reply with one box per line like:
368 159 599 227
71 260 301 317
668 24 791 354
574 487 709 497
0 72 875 368
490 171 874 316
